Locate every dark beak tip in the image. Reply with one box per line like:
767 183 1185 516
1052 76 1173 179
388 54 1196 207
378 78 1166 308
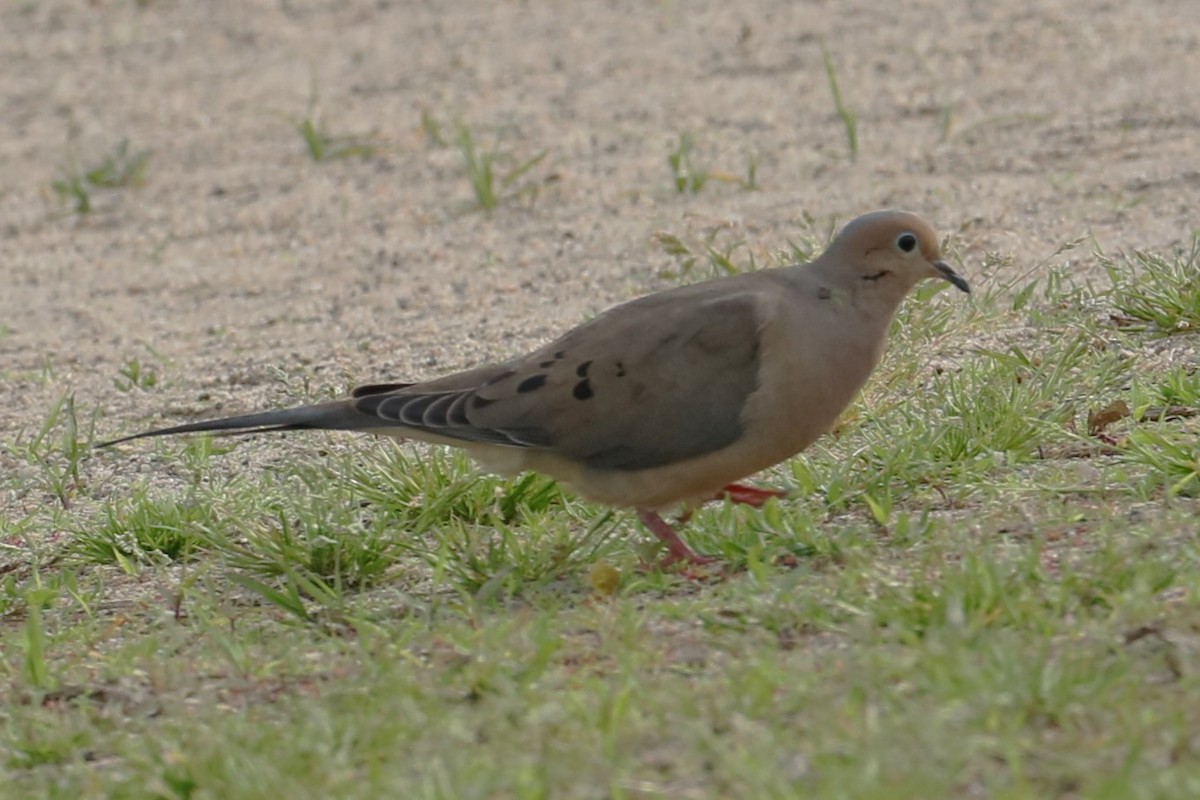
935 260 970 294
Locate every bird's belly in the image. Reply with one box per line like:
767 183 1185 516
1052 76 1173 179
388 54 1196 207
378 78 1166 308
538 414 828 511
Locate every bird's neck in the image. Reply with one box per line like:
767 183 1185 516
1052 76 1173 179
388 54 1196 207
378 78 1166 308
789 261 914 330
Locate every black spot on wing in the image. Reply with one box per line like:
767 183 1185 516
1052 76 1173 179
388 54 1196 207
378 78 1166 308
575 360 592 378
559 291 763 472
517 374 547 393
615 361 626 377
573 380 593 400
538 360 554 368
817 286 832 300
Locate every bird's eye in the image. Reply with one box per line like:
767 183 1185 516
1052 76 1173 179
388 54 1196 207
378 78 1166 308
896 232 918 253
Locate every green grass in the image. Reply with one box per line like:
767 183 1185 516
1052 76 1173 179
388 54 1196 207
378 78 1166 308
296 117 379 162
50 139 150 214
416 111 550 212
452 120 548 212
652 212 825 279
667 132 710 194
113 355 161 393
666 134 760 194
3 233 1200 797
821 42 858 160
1102 239 1200 334
294 79 379 162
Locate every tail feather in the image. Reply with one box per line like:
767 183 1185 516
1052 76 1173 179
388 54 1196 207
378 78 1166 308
95 401 380 448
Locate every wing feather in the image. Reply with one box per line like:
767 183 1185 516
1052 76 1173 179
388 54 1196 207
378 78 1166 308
349 282 768 471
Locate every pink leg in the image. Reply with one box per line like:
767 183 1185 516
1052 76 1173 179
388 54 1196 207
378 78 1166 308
637 509 719 568
672 483 788 526
719 483 788 508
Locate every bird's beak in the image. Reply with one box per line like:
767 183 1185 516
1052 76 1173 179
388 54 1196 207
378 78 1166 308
933 259 970 293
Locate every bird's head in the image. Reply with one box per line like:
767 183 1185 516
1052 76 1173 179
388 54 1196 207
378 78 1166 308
823 210 970 298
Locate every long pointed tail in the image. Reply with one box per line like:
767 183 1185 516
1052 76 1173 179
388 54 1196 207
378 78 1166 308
96 401 382 448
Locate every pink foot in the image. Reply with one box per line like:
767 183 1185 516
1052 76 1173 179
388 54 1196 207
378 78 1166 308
718 483 788 508
637 509 720 571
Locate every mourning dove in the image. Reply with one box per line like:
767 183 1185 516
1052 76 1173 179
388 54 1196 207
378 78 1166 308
101 210 969 566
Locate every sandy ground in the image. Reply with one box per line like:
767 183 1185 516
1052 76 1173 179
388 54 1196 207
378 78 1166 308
1 0 1198 465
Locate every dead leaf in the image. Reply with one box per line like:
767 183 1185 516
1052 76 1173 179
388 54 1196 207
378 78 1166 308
1088 399 1131 436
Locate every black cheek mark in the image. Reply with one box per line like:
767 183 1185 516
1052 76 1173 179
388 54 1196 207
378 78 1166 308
575 360 592 378
863 271 889 282
517 374 547 393
573 380 594 400
817 286 832 300
615 361 626 377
